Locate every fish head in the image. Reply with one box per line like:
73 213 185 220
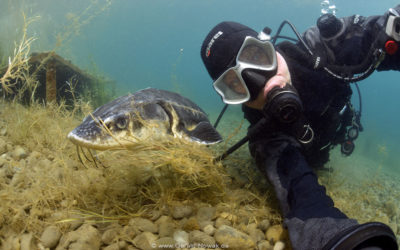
68 97 170 150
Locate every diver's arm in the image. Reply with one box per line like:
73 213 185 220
374 5 400 71
301 5 400 74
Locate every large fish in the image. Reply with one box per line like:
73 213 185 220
67 88 222 150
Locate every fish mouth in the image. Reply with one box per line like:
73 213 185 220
67 131 125 150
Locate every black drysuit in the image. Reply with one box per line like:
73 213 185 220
242 11 400 250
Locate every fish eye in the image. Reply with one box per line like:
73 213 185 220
115 116 128 129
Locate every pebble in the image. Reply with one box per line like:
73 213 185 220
196 207 216 222
56 224 101 250
68 215 84 231
173 230 189 246
0 138 6 152
13 146 27 160
189 230 216 245
273 241 285 250
247 223 265 243
155 215 172 225
182 217 200 231
102 243 119 250
102 227 120 245
20 233 34 250
202 224 216 236
0 127 7 136
198 220 213 229
149 210 162 221
38 158 52 169
0 157 5 168
258 240 273 250
215 217 231 228
120 225 136 241
158 221 175 238
258 219 271 232
133 232 157 250
214 225 255 249
10 171 26 188
129 217 158 233
40 225 62 248
172 205 193 219
265 225 286 244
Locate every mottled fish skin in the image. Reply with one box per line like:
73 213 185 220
68 88 222 150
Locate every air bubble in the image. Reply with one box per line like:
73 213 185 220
321 0 337 16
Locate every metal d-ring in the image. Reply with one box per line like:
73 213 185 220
299 124 314 144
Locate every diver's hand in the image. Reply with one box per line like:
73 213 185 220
245 52 291 110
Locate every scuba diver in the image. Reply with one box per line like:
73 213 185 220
200 5 400 250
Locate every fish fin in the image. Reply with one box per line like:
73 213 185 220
184 121 223 144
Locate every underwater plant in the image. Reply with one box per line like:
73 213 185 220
0 100 282 238
0 14 38 95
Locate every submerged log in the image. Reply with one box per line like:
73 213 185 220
0 51 107 107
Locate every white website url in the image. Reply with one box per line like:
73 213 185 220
151 242 229 249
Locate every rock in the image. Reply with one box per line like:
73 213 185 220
189 230 216 245
0 127 7 136
5 144 12 153
38 158 53 169
149 210 162 221
40 225 62 248
258 219 271 232
215 217 231 228
202 224 216 236
27 151 41 166
10 171 27 188
120 225 136 242
182 217 200 231
29 150 41 159
273 241 285 250
0 157 6 168
56 224 101 250
102 227 120 245
13 146 27 160
103 243 119 250
265 225 286 244
155 215 172 225
214 225 255 249
172 205 193 219
258 240 273 250
68 214 84 230
158 221 175 238
2 234 20 250
0 138 6 153
219 212 237 222
173 230 189 246
197 207 216 222
2 234 33 250
129 217 158 233
247 223 265 243
198 220 213 229
133 232 157 250
20 233 34 250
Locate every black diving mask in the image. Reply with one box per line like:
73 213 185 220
213 36 277 104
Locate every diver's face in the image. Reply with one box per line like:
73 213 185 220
244 51 291 110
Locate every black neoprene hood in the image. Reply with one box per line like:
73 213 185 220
200 21 259 80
